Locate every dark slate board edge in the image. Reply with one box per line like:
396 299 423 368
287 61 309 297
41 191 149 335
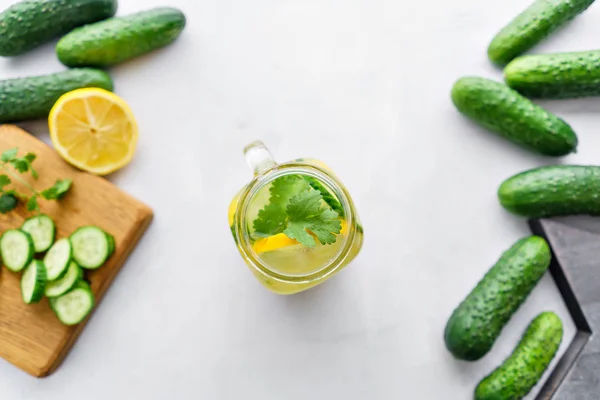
529 219 592 400
536 331 590 400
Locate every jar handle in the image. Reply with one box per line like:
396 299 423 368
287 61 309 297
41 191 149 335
244 141 276 176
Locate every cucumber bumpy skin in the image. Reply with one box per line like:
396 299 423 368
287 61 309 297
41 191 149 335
488 0 596 66
56 7 186 68
0 68 113 123
475 312 563 400
0 0 117 57
505 50 600 99
499 165 600 218
444 236 551 361
451 77 577 157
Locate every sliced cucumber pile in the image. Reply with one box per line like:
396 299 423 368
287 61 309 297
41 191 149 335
21 214 56 253
70 226 111 269
50 281 95 326
44 238 73 281
1 213 115 326
21 260 46 304
1 229 34 272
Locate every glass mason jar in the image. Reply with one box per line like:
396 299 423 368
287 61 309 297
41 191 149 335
228 141 363 295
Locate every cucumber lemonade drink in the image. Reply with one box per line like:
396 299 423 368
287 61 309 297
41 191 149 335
229 141 363 295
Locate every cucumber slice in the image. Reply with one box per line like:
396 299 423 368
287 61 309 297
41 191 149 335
43 238 73 281
1 229 34 272
70 226 110 269
45 261 82 298
21 260 46 304
50 280 95 326
21 214 56 253
105 233 115 258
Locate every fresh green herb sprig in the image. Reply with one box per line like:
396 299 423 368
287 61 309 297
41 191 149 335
0 148 72 214
253 175 342 248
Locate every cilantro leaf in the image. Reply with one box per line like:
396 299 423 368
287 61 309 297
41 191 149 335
10 158 28 173
253 202 287 237
26 196 38 212
24 153 36 164
303 176 345 217
283 190 341 248
41 179 72 200
269 175 311 209
252 175 311 237
1 148 17 162
0 193 17 214
0 175 11 190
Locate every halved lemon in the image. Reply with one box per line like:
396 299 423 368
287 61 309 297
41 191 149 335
49 88 139 175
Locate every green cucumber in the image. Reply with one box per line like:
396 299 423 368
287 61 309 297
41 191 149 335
0 68 113 123
50 280 94 325
1 229 34 272
488 0 596 66
70 226 110 269
505 50 600 99
105 232 115 258
21 260 46 304
0 0 117 57
45 261 82 298
56 7 186 68
21 214 55 253
451 77 577 157
499 165 600 218
475 312 563 400
444 236 551 361
43 238 72 281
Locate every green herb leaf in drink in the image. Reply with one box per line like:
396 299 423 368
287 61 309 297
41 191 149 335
284 190 342 248
253 175 342 247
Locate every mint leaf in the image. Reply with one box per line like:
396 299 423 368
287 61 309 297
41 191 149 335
0 193 17 213
41 179 72 200
283 190 341 248
1 148 17 162
26 196 38 212
0 175 11 190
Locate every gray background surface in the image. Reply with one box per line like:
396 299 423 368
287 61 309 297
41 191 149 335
1 0 597 398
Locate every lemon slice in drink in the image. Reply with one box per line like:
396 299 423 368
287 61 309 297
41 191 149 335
49 88 138 175
253 221 348 254
253 221 348 276
253 234 300 253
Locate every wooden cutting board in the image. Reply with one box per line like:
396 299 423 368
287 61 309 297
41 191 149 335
0 124 152 377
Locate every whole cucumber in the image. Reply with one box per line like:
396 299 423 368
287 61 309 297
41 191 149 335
499 165 600 218
488 0 595 66
0 69 113 123
475 312 563 400
444 236 551 361
56 7 186 68
505 50 600 99
451 77 578 157
0 0 117 57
